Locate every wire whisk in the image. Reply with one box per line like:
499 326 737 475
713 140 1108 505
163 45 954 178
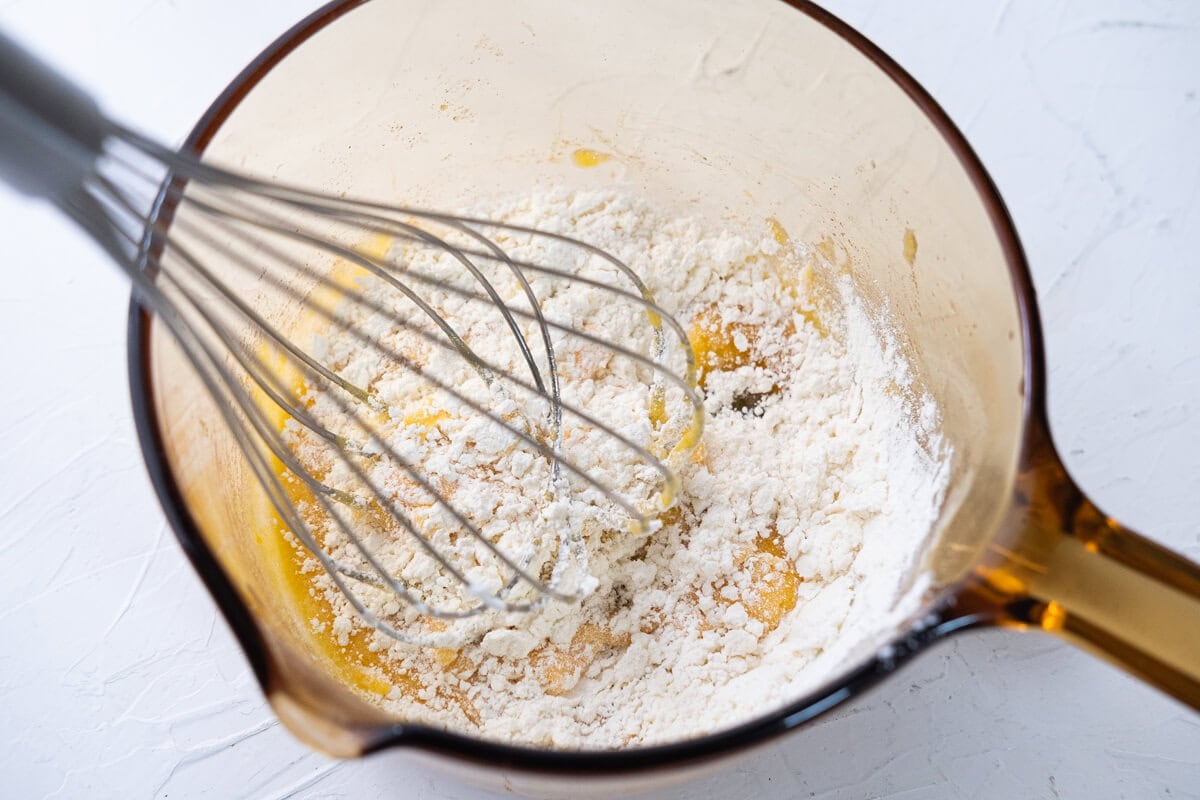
0 33 703 645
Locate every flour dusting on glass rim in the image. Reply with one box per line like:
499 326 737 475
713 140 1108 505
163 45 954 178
280 186 950 749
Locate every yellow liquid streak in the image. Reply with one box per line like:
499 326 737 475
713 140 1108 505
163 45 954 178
767 216 789 247
903 228 918 265
726 530 801 633
766 218 828 338
571 148 611 168
641 281 703 513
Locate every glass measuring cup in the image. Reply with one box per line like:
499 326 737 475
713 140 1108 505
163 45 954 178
128 0 1200 793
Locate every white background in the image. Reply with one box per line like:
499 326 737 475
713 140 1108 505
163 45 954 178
1 1 1197 797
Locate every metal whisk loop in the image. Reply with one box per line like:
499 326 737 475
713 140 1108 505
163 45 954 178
58 114 712 644
0 32 707 644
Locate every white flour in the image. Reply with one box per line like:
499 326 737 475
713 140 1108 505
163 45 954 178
284 187 949 748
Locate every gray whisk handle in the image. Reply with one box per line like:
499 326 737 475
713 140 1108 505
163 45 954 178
0 30 106 204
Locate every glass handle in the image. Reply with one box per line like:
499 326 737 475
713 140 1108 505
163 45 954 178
966 419 1200 708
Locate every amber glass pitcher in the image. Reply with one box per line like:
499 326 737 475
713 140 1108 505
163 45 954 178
128 0 1199 794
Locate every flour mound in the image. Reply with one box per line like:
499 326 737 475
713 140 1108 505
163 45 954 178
284 188 948 748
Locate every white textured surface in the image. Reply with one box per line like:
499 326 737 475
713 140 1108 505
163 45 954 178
1 1 1197 797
